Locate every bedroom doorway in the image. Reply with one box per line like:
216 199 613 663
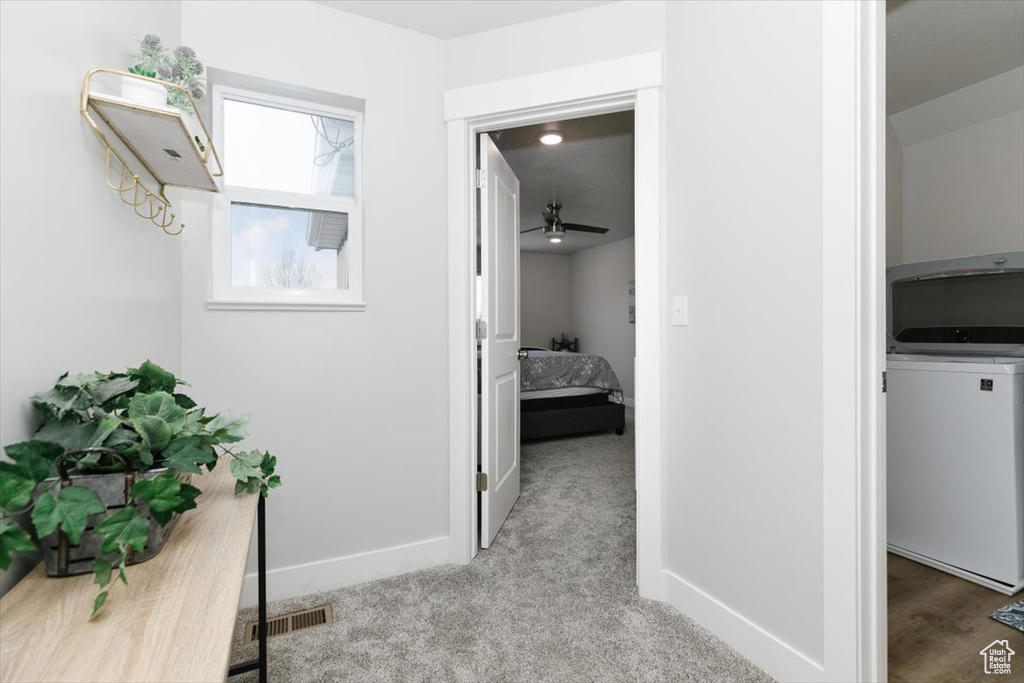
480 110 637 550
444 53 665 599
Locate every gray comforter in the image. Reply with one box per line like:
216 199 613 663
520 350 623 404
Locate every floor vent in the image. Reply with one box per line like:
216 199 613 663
244 605 333 643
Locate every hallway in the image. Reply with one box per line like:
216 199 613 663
231 411 770 682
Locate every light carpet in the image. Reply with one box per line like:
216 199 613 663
230 410 771 682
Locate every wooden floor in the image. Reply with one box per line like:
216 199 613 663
888 553 1024 682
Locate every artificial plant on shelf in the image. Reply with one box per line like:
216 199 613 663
127 33 165 80
0 361 280 617
126 34 207 113
157 44 206 111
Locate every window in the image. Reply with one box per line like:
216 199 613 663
210 85 363 309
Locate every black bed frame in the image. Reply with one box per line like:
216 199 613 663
520 391 625 441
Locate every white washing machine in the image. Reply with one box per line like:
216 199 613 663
887 354 1024 594
886 251 1024 594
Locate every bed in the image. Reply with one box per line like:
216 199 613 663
520 349 626 441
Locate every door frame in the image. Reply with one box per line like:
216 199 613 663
444 52 666 600
822 2 886 682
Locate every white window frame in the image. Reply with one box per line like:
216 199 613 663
209 84 364 311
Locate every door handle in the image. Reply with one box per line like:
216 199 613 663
517 349 529 361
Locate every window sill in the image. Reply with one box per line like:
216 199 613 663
206 300 366 312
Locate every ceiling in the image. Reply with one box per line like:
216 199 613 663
493 111 634 255
315 1 613 39
887 0 1024 114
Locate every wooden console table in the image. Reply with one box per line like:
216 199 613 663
0 461 267 683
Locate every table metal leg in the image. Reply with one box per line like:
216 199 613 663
257 494 267 683
228 495 267 682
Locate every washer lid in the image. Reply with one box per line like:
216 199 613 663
886 354 1024 374
887 251 1024 357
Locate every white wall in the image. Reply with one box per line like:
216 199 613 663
890 66 1024 264
901 109 1024 262
180 1 449 601
446 0 666 88
520 252 571 349
886 118 904 265
0 0 183 595
664 0 824 676
570 238 636 401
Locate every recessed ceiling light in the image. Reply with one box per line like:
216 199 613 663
539 132 563 145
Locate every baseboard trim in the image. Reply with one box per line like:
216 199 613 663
887 544 1024 596
240 536 450 607
663 569 824 683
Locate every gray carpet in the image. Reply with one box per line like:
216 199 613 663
230 410 771 682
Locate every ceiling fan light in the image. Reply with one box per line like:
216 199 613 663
539 132 563 145
542 223 565 243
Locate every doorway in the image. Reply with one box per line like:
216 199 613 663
444 53 665 600
884 2 1024 680
477 111 637 551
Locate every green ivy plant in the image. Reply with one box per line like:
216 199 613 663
0 361 280 617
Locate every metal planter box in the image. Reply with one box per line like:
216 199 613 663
39 448 190 577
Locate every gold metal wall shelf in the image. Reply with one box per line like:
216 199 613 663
81 69 223 235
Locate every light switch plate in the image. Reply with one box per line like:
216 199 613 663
672 295 688 326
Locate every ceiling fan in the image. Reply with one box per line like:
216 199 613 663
520 203 610 244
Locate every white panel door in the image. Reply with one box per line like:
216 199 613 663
479 134 522 549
